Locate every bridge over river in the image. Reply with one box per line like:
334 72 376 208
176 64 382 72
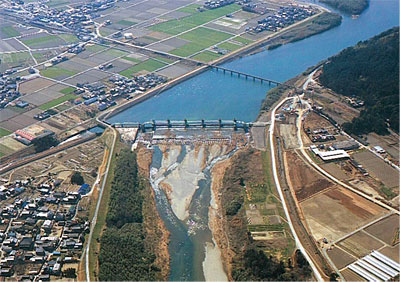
112 119 270 132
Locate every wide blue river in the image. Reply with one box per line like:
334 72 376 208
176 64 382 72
108 0 398 124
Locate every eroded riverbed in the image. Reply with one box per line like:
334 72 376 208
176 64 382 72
146 129 246 280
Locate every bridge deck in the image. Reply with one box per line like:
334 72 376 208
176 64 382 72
210 65 282 85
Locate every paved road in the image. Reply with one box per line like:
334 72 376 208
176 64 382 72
268 95 324 282
85 118 117 282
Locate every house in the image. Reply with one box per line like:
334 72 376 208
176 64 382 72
333 140 359 151
19 237 33 250
373 146 385 154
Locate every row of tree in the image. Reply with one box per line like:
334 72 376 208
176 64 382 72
319 27 399 135
98 149 159 281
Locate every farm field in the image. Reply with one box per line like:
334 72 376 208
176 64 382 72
191 51 221 62
40 66 77 79
0 127 12 138
119 59 167 77
352 150 399 189
39 94 77 110
170 27 233 57
300 186 387 242
285 151 333 201
149 4 241 35
1 25 21 38
364 214 399 245
217 41 242 51
0 52 33 71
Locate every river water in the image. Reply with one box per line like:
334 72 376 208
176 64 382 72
108 0 398 124
116 0 398 280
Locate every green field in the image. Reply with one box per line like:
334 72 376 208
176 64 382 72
232 36 253 45
39 94 77 110
0 128 12 138
119 59 166 77
102 48 129 58
58 33 80 44
1 26 20 38
100 28 114 37
218 41 242 51
177 4 202 14
192 50 221 62
116 20 136 26
40 66 77 78
22 35 61 47
122 56 141 64
150 4 241 35
47 0 70 7
154 56 176 64
170 27 233 57
0 52 32 63
86 44 108 53
60 86 76 94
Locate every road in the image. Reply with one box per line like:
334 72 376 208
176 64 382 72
84 117 117 282
268 95 324 282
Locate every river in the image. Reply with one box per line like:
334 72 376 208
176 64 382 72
108 0 398 124
112 0 398 280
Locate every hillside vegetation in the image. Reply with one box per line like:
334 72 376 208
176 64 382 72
319 27 399 135
98 149 161 280
218 148 312 281
320 0 368 14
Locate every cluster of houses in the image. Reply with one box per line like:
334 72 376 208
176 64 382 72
246 5 317 33
107 73 166 99
305 127 336 143
70 73 166 112
203 0 235 10
0 74 20 109
345 96 365 108
2 0 117 39
0 179 90 279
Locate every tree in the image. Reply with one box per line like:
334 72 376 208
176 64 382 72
319 27 399 135
32 135 58 153
330 272 339 281
63 268 76 278
71 171 84 185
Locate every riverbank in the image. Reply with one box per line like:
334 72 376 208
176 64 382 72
137 146 171 280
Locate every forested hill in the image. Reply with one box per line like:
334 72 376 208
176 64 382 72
319 27 399 135
319 0 368 15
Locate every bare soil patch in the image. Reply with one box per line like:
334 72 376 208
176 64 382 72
379 244 400 262
326 246 356 270
337 231 384 258
19 77 54 94
286 151 332 201
301 186 387 242
353 150 399 189
364 214 400 246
